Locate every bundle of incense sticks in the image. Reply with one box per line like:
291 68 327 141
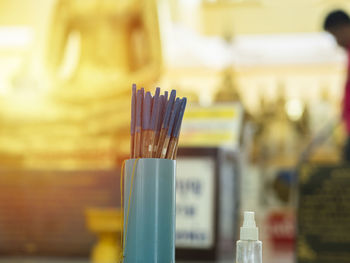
130 84 187 160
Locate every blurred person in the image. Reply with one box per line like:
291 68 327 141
324 10 350 161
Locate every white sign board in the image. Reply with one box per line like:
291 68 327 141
175 157 215 248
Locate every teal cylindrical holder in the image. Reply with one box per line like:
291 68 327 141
123 158 176 263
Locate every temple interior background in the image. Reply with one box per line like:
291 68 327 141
0 0 349 262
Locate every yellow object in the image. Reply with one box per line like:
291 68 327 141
201 0 350 35
121 158 139 262
86 208 123 263
0 0 162 170
46 0 162 100
180 103 244 149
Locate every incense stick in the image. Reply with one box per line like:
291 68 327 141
166 98 187 159
142 92 152 157
134 90 143 158
153 94 166 157
129 86 186 160
149 88 160 157
156 90 176 158
161 98 181 158
130 84 136 158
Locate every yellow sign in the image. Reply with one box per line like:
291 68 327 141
180 103 243 149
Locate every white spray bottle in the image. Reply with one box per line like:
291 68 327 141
236 211 262 263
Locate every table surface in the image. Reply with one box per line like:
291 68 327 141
0 260 223 263
0 237 294 263
0 248 294 263
0 256 293 263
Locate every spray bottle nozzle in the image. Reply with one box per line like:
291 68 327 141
236 211 262 263
243 211 256 227
240 211 259 241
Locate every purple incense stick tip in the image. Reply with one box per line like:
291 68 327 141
131 84 137 135
155 95 165 133
155 87 160 97
173 97 187 138
143 92 152 130
162 90 177 129
136 90 143 130
151 91 160 130
167 98 181 137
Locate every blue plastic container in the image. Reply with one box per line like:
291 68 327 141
123 158 176 263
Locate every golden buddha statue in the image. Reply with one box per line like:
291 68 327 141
46 0 162 101
0 0 162 169
214 68 241 103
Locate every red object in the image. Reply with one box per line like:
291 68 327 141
267 211 295 251
343 48 350 134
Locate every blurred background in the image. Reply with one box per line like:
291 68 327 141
0 0 349 262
